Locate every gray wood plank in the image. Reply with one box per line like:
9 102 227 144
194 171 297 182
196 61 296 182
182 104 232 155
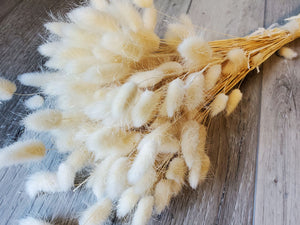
254 0 300 224
0 0 23 22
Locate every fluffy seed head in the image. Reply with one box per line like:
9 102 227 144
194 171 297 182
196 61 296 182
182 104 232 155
0 77 16 101
210 93 229 117
79 199 112 225
0 140 46 168
117 187 140 218
18 72 55 87
165 78 185 117
25 95 44 110
278 47 298 59
154 179 173 214
23 109 62 131
134 0 153 8
143 7 157 30
19 217 52 225
132 196 154 225
222 48 247 74
185 72 205 110
226 89 243 116
178 36 212 69
166 157 187 185
205 64 222 90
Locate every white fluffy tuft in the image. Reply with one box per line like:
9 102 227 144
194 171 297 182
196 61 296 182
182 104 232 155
23 109 62 131
185 72 205 110
25 95 44 110
223 48 247 74
143 7 157 30
134 0 153 8
25 171 60 198
19 217 52 225
132 196 154 225
0 140 45 168
0 77 16 101
18 72 55 87
205 64 222 90
166 157 187 185
154 179 173 213
166 78 185 117
79 198 112 225
117 187 140 218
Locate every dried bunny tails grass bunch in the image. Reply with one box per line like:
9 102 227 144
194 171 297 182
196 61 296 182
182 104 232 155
1 0 300 224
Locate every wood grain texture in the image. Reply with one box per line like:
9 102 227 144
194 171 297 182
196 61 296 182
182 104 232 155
0 0 23 22
254 0 300 224
0 0 299 225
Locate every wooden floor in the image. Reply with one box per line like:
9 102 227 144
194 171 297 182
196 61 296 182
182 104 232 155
0 0 299 224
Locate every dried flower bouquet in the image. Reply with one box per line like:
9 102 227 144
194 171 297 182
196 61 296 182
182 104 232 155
0 0 299 224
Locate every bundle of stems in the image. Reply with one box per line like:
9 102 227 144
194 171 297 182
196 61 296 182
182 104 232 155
0 0 299 224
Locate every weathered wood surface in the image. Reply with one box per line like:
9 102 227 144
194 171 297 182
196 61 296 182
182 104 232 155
0 0 299 225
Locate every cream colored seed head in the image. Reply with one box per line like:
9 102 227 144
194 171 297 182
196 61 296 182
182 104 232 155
222 48 247 74
205 64 222 91
132 196 154 225
278 46 298 59
117 187 140 218
226 89 243 116
154 179 174 214
133 0 153 8
0 77 16 101
166 157 187 185
210 93 229 117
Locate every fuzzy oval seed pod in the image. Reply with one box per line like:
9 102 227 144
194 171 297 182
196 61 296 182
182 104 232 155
79 198 112 225
222 48 247 74
19 217 52 225
185 72 205 111
44 22 65 36
25 171 60 198
131 90 160 127
157 61 183 75
166 157 187 185
18 72 55 87
226 89 243 116
68 7 119 32
278 47 298 59
134 0 153 8
132 196 154 225
23 109 62 131
106 157 130 200
128 69 164 88
25 95 44 110
178 36 212 69
0 77 16 101
165 78 185 117
205 64 222 90
38 42 60 57
133 166 157 195
154 179 173 214
181 120 200 169
210 93 229 117
112 82 137 118
90 0 108 10
117 187 140 218
0 140 46 168
189 151 210 189
143 7 157 30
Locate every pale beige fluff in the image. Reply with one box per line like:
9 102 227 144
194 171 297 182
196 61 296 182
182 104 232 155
134 0 153 8
0 140 45 168
282 20 300 36
205 64 222 90
166 78 185 117
278 46 298 59
25 171 60 198
25 95 44 110
166 157 187 185
44 22 65 36
189 151 210 189
18 72 55 87
159 136 181 154
68 7 119 32
131 90 160 127
106 157 130 200
132 196 154 225
143 7 157 30
90 0 108 10
154 179 173 213
157 61 183 75
226 89 243 116
185 72 205 110
38 42 60 57
0 77 16 101
210 93 229 117
57 149 91 191
112 1 143 32
178 36 212 69
133 166 157 195
181 120 200 169
112 82 137 118
79 198 112 225
127 140 157 184
128 69 164 88
117 187 140 218
23 109 62 131
222 48 247 74
165 15 195 47
19 217 52 225
87 155 118 200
